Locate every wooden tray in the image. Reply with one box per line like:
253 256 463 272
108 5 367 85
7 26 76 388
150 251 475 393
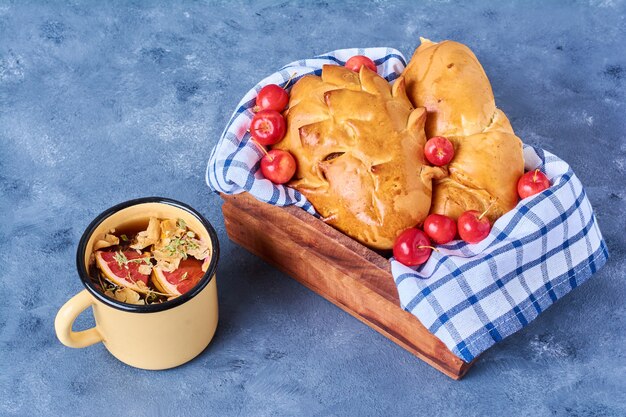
221 192 472 379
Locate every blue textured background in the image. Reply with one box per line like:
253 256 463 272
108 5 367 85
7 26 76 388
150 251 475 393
1 1 625 416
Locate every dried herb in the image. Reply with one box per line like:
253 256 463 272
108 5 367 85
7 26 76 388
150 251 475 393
114 251 129 268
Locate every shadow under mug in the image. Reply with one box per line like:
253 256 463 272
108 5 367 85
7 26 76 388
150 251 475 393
55 197 220 370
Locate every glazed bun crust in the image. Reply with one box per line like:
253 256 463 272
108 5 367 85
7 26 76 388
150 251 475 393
403 38 524 222
274 64 444 249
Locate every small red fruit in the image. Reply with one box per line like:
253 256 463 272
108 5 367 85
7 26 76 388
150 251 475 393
393 228 434 267
424 136 455 166
345 55 377 73
250 110 286 146
458 210 491 244
517 169 550 199
424 214 457 244
256 84 289 112
260 149 296 184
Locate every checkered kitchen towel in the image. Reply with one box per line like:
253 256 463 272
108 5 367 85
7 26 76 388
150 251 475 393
206 48 608 362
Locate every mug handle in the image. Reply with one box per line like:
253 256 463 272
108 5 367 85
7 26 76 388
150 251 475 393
55 289 103 348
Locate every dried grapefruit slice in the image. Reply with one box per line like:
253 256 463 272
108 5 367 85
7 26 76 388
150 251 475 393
95 250 151 293
152 258 205 296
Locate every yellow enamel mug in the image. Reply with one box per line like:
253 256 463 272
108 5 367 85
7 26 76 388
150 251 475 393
55 197 220 370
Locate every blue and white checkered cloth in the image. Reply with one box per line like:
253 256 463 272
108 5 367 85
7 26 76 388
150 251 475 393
206 48 608 362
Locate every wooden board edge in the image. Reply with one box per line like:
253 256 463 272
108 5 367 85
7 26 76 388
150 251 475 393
220 192 473 380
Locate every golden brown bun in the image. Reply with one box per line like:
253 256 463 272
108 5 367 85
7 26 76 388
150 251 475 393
403 38 524 222
274 64 444 249
432 124 523 221
404 38 496 138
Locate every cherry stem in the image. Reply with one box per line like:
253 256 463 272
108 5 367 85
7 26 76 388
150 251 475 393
322 214 337 223
418 245 439 252
283 72 298 89
250 138 270 158
478 201 496 221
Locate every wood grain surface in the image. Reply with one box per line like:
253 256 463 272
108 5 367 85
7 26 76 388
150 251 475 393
221 192 472 379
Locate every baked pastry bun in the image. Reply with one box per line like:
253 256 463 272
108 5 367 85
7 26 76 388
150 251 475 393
403 38 524 222
274 64 444 249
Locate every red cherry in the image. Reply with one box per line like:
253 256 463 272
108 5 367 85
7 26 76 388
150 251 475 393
393 228 434 267
250 110 286 146
424 136 455 166
345 55 377 73
256 84 289 112
457 210 491 244
424 214 457 244
517 169 550 199
260 149 296 184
